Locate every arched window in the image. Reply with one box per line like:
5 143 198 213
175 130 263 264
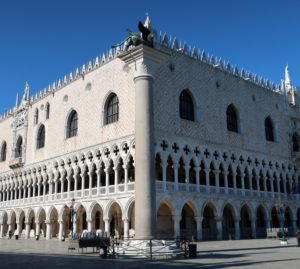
105 93 119 124
0 141 7 162
179 89 194 121
45 103 50 120
34 109 39 125
226 105 238 132
37 125 45 149
265 116 274 142
15 137 23 158
292 133 300 152
67 110 78 138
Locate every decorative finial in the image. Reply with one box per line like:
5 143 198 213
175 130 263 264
15 93 19 107
285 65 292 88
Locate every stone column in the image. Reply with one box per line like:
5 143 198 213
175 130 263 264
8 222 12 234
35 222 40 237
58 220 64 239
82 173 86 193
87 220 92 232
67 178 71 198
96 170 101 195
133 66 156 239
173 215 181 239
162 161 167 191
240 172 245 196
19 187 22 199
234 219 240 240
232 171 237 194
16 222 20 236
251 218 257 239
266 218 271 229
123 218 129 240
204 169 210 193
185 165 190 191
114 167 119 193
104 218 110 237
271 179 274 198
28 185 31 198
215 217 223 240
224 171 229 194
105 169 109 194
174 164 179 191
89 172 93 195
123 165 128 192
25 222 30 239
263 177 267 195
54 181 58 195
0 224 3 238
38 183 41 197
214 169 220 193
60 179 64 194
195 166 200 192
249 173 253 195
195 216 203 241
119 46 168 239
46 221 51 240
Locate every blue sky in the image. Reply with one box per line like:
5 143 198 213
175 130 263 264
0 0 299 113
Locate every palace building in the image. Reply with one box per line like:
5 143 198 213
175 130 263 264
1 17 300 241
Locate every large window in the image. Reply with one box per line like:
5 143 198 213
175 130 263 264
34 109 39 125
67 110 78 138
37 124 45 149
15 137 23 158
265 116 274 142
105 93 119 124
0 141 7 162
179 89 194 121
45 103 50 120
226 105 238 132
293 133 300 152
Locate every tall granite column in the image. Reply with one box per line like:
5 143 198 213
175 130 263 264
119 45 168 239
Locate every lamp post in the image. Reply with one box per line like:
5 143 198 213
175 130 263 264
275 199 287 244
64 198 76 239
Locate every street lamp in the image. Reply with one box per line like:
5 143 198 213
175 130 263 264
275 199 287 244
64 198 76 239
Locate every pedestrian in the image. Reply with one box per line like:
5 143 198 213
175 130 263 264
8 230 12 239
14 229 19 240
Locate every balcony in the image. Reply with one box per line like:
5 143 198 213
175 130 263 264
155 181 299 201
9 157 23 169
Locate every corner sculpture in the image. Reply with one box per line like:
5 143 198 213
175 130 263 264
113 21 154 51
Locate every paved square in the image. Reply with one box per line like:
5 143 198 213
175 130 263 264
0 238 300 268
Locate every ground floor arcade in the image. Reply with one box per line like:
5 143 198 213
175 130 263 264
1 196 300 241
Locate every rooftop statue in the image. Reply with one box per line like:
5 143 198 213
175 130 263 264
113 20 154 51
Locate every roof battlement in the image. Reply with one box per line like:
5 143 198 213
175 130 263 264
0 19 297 122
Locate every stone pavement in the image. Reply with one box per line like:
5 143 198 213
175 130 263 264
0 238 300 269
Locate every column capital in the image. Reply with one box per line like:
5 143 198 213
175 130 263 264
172 215 181 222
194 216 203 222
214 217 223 222
234 218 241 223
122 217 129 223
119 44 169 77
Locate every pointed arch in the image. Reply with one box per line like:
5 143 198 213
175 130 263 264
0 141 7 162
66 109 78 138
226 104 239 132
265 116 275 142
36 124 46 149
45 102 50 120
15 136 23 158
179 89 195 121
104 92 119 125
34 108 39 125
